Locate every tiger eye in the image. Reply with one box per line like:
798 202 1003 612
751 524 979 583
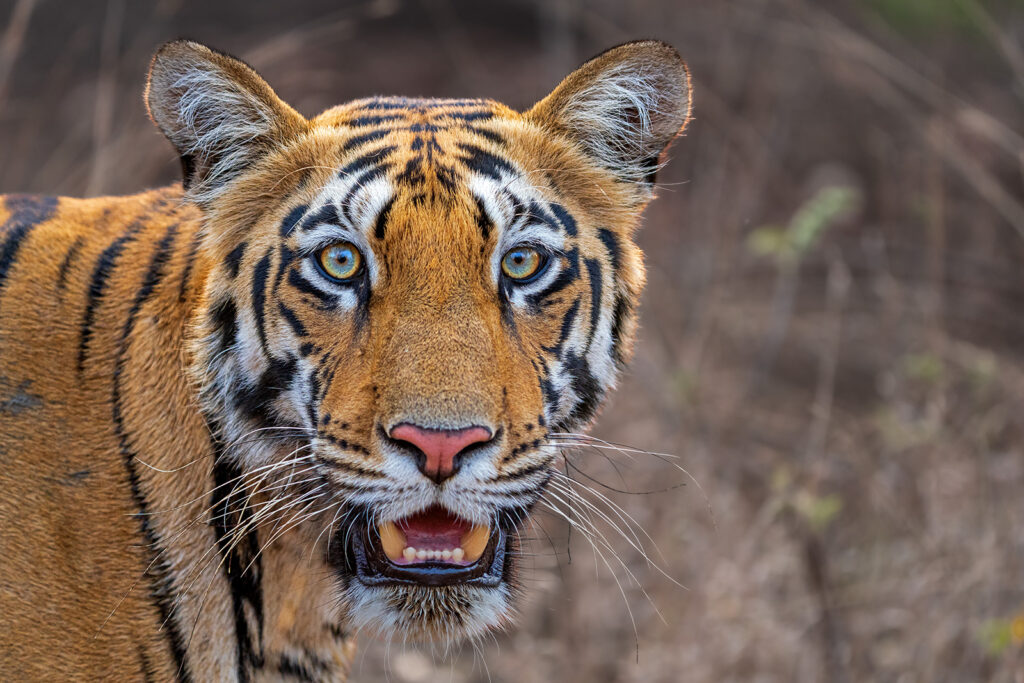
317 242 363 281
501 247 544 282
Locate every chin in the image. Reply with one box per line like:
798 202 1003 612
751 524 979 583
328 504 524 642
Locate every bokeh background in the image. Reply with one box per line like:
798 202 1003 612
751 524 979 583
3 0 1024 680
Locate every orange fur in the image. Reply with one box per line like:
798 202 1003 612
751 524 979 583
0 40 690 680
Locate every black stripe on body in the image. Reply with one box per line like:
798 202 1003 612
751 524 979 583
110 223 193 682
177 229 204 303
78 220 148 372
209 415 266 682
0 195 59 294
56 236 86 291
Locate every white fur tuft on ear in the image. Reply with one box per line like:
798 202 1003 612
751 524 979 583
528 41 691 188
146 41 305 205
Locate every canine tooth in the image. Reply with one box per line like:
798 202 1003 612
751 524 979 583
441 549 452 560
451 547 465 562
461 525 490 563
378 522 406 560
416 549 427 561
403 547 417 562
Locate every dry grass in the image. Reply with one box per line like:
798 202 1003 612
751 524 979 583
3 0 1024 680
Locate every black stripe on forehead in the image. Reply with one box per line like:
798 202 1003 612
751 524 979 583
457 143 517 180
341 164 393 223
338 146 397 179
348 114 405 127
343 129 389 152
355 97 491 111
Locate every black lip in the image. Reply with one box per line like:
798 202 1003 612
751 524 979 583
335 512 508 588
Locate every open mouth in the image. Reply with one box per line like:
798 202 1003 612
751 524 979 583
343 505 508 587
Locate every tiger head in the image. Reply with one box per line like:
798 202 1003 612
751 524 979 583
146 40 690 642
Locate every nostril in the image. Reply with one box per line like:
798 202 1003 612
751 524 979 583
388 423 493 484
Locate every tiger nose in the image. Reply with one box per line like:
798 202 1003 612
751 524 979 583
388 423 494 484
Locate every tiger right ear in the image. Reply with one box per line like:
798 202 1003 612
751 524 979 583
527 41 691 190
146 40 306 206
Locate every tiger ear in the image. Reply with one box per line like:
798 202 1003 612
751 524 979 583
145 40 306 205
527 40 691 189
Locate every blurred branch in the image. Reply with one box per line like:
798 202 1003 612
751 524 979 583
0 0 36 108
86 0 124 197
955 0 1024 91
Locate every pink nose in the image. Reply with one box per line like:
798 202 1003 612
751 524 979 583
389 423 494 483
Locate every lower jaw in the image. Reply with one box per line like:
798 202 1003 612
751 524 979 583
341 578 515 643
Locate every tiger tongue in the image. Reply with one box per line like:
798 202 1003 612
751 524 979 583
399 506 472 550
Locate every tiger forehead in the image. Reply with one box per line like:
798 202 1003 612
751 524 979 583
313 96 518 198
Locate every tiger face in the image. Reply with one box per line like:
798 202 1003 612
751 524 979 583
147 40 690 642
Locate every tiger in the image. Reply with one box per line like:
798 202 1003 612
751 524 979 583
0 39 690 680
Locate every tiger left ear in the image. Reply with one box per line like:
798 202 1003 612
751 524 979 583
527 40 691 189
146 40 307 205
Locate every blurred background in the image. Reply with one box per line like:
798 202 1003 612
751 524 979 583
3 0 1024 680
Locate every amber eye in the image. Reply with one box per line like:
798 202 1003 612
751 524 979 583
317 242 364 282
501 246 546 282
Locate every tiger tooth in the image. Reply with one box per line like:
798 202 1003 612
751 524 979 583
378 522 406 561
402 546 417 562
460 525 490 563
416 549 427 560
451 547 465 562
